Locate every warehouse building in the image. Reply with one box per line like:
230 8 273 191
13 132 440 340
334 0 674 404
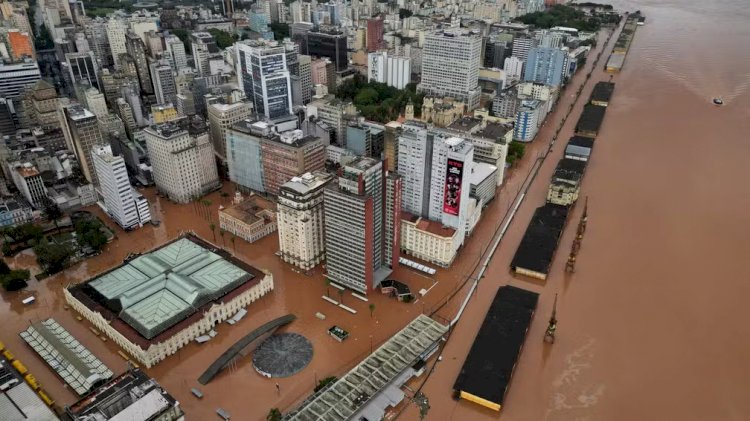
547 158 587 206
510 204 569 280
589 81 615 107
574 104 607 138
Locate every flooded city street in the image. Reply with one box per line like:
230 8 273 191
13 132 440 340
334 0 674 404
407 1 750 420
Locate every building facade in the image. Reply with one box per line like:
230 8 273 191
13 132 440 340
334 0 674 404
219 194 277 243
277 171 333 271
60 105 105 186
92 145 150 229
419 29 482 110
207 101 252 161
226 120 267 193
235 40 293 119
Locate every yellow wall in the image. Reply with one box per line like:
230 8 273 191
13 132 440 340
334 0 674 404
459 391 502 411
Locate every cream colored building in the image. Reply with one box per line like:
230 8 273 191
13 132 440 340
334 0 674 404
207 101 252 161
400 213 462 268
219 193 277 244
64 236 274 368
421 97 466 127
151 103 178 123
277 171 333 270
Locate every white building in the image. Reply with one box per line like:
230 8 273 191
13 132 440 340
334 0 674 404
400 214 462 268
164 34 188 72
83 87 107 118
150 59 178 106
0 59 41 99
191 32 216 76
277 171 333 271
144 119 220 204
235 40 292 119
367 52 411 89
92 145 150 229
504 56 524 83
106 17 127 70
428 135 474 244
207 101 252 161
514 99 544 142
397 120 430 216
419 29 482 110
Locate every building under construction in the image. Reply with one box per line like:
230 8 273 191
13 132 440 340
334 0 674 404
453 286 539 411
510 204 569 280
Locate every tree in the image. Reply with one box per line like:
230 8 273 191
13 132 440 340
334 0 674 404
34 240 73 274
220 191 230 204
42 199 64 232
0 259 10 275
506 141 526 165
0 269 30 291
230 235 236 252
314 376 337 392
76 219 107 253
368 303 375 317
220 229 226 247
266 408 282 421
337 288 344 305
399 8 413 19
269 22 290 40
207 29 239 49
209 223 216 242
325 278 331 297
172 29 192 52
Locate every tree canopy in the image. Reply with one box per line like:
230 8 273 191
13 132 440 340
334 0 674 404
75 219 108 253
517 5 617 31
34 240 73 274
336 74 422 123
269 22 290 40
207 29 239 49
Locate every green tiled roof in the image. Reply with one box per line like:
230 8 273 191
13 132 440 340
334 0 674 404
89 238 253 339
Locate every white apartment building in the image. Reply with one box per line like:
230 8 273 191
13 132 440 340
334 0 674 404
419 29 482 110
106 17 127 70
277 171 333 271
428 135 474 241
400 215 462 268
368 52 411 89
397 120 431 216
83 87 107 118
92 145 150 229
144 119 220 204
164 34 188 71
504 56 524 83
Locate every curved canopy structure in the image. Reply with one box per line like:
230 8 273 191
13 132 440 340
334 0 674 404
198 314 296 385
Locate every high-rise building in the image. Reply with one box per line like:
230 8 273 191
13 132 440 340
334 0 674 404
261 129 326 196
419 29 482 110
60 104 105 185
305 31 348 72
427 134 474 242
64 51 100 92
207 101 252 161
125 31 154 95
367 51 411 89
226 120 267 192
107 17 128 69
511 36 537 62
0 59 41 99
191 32 217 76
397 120 431 216
20 80 59 131
83 87 107 118
163 34 188 71
366 18 384 52
11 165 47 209
143 117 220 203
504 56 524 82
235 40 292 119
92 145 151 229
149 59 178 105
277 171 333 270
383 121 400 172
324 157 401 293
514 99 544 142
523 46 566 87
298 54 313 104
84 17 112 68
346 121 384 158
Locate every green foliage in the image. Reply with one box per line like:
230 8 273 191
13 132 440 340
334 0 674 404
43 200 63 228
2 223 44 244
34 239 73 274
0 259 10 275
172 29 192 53
399 8 413 19
0 269 30 291
517 5 608 31
506 141 526 165
314 376 337 392
573 2 614 10
75 219 107 253
34 25 54 50
266 408 282 421
269 22 290 41
336 74 422 123
207 29 239 49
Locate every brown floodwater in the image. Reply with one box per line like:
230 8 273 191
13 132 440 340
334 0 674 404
404 1 750 420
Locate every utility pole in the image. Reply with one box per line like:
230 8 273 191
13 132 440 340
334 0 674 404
544 293 558 344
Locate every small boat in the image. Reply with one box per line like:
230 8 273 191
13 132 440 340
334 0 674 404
713 97 724 105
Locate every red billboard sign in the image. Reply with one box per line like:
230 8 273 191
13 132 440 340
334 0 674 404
443 159 463 216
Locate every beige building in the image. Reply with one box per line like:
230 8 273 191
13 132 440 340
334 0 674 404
219 193 277 244
421 97 466 127
400 213 462 268
207 101 253 161
151 103 178 123
64 235 274 368
277 171 333 271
